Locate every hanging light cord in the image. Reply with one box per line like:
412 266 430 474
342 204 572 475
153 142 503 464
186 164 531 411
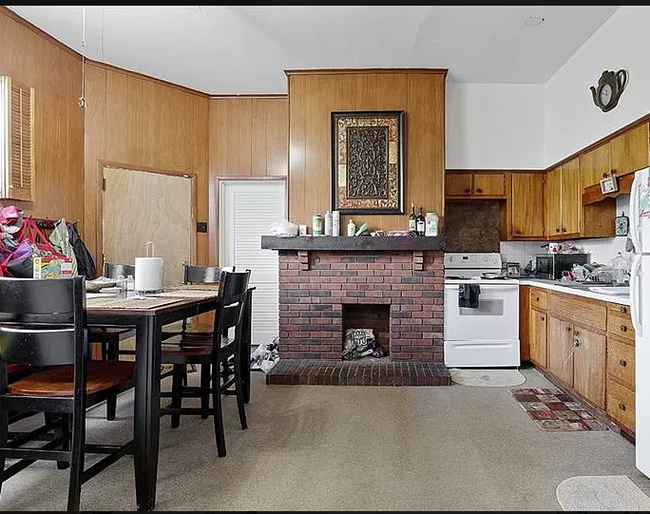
79 6 86 109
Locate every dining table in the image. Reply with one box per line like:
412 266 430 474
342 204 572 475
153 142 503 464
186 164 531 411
85 286 253 511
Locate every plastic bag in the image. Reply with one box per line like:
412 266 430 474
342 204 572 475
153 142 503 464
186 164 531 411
269 220 298 238
342 328 375 360
250 337 280 373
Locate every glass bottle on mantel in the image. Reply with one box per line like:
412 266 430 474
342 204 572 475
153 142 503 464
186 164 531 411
408 203 417 234
416 206 426 236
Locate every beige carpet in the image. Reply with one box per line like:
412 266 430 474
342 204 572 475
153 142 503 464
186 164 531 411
450 368 526 387
556 475 650 511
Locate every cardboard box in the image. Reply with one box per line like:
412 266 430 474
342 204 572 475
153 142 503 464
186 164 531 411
33 256 73 279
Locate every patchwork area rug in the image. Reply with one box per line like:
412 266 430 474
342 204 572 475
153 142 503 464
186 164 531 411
450 368 526 387
556 475 650 511
510 387 608 431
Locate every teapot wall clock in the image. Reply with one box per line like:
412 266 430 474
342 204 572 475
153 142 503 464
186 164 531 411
590 69 628 112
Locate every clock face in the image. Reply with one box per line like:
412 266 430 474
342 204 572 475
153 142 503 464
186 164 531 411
600 83 613 106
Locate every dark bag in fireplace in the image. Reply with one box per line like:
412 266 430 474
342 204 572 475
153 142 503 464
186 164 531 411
342 328 375 360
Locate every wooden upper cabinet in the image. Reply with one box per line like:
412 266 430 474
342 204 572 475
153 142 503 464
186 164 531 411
445 173 473 196
610 122 649 179
561 157 581 237
544 159 581 238
580 143 610 190
510 173 544 238
580 122 649 190
445 172 506 199
474 174 506 197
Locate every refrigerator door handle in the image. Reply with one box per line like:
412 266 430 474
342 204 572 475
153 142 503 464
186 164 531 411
630 172 641 253
630 254 643 337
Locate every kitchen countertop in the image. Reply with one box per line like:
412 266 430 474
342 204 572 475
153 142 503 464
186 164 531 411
519 278 630 306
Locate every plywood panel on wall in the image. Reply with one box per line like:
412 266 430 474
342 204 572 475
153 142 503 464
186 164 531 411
286 69 446 232
0 7 84 226
84 62 210 264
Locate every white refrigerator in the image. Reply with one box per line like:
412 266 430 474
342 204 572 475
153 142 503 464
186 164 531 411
630 166 650 477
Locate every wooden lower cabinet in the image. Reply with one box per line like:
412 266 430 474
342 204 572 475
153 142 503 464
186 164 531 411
529 308 547 369
572 326 606 410
547 315 575 387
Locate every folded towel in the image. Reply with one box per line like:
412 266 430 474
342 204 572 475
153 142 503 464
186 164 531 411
458 284 480 308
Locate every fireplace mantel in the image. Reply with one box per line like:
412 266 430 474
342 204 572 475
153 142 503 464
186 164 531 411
261 235 446 251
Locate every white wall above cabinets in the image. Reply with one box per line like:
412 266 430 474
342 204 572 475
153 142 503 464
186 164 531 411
446 82 545 170
545 6 650 167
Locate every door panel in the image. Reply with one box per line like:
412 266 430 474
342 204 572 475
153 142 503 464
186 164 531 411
547 315 574 386
103 166 193 288
561 158 581 236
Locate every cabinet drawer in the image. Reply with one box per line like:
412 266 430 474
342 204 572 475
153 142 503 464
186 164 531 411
608 302 631 316
548 292 607 332
607 312 635 341
530 289 547 311
606 379 635 433
607 336 635 390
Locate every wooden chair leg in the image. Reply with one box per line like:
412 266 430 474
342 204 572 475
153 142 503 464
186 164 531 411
105 337 120 421
233 354 247 430
211 362 226 457
66 408 86 511
46 413 71 470
170 365 184 429
200 364 211 419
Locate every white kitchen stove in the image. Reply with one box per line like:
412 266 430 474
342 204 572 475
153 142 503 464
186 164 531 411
443 252 520 368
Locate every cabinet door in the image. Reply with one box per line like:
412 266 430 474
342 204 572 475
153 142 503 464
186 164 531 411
580 143 610 190
547 316 574 386
560 158 581 236
529 308 547 369
473 173 506 197
610 122 649 178
511 173 544 238
445 174 473 196
573 325 606 409
544 167 563 237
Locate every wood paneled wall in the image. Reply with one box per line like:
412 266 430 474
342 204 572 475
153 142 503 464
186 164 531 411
287 69 447 232
83 62 210 263
0 7 84 226
208 96 288 263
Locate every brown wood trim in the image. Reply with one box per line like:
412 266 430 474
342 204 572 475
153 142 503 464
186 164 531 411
209 94 288 99
86 60 209 98
0 6 81 59
284 68 448 77
582 172 635 205
446 169 545 174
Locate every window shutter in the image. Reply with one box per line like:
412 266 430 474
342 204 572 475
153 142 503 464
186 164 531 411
0 76 35 201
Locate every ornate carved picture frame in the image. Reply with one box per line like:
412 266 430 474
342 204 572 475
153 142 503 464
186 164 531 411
331 110 404 214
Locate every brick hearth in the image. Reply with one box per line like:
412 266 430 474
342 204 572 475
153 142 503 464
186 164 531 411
266 359 452 386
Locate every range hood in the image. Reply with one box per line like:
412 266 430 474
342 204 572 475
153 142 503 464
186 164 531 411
582 173 634 205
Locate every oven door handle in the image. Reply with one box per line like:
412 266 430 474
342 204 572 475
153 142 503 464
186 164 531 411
444 284 519 290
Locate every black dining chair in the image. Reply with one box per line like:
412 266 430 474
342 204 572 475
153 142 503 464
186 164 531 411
0 276 135 511
88 262 137 421
160 269 251 457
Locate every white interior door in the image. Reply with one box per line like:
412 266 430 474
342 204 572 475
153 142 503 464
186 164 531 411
103 166 193 288
219 180 285 348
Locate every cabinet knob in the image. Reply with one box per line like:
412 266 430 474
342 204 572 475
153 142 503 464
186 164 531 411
561 227 567 232
540 316 545 321
464 188 471 193
476 188 483 193
536 297 540 302
515 230 521 234
619 402 627 412
620 305 628 313
556 228 560 233
619 359 627 367
566 326 572 332
620 324 628 332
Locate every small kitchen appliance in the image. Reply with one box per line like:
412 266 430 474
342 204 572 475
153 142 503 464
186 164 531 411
535 253 590 280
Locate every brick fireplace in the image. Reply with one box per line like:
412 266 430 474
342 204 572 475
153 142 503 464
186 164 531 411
260 236 451 385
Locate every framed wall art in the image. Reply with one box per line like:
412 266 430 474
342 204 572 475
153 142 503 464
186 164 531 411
331 110 404 214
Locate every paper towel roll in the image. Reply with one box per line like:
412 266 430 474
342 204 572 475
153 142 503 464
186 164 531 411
134 257 164 293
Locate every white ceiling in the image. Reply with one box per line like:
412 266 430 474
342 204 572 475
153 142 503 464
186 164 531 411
8 5 619 95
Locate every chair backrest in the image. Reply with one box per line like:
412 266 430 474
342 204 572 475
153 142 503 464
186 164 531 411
0 276 86 367
183 263 235 285
214 270 251 342
103 262 136 279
